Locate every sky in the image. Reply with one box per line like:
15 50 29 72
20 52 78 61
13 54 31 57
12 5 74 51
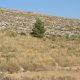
0 0 80 18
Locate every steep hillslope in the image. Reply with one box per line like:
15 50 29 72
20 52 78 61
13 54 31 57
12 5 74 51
0 8 80 39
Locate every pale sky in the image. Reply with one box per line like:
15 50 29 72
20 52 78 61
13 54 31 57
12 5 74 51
0 0 80 18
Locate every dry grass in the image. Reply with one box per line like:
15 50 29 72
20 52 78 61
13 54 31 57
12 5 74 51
0 8 80 80
0 30 80 73
1 71 80 80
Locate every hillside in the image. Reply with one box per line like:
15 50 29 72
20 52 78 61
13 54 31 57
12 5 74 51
0 30 80 80
0 8 80 39
0 8 80 80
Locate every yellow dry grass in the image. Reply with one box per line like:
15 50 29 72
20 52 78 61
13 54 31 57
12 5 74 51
4 71 80 80
0 31 80 73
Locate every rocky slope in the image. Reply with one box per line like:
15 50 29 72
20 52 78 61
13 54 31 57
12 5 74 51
0 8 80 38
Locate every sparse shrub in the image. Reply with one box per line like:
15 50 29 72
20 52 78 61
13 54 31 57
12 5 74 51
65 33 69 40
6 31 17 37
0 57 20 73
47 34 56 41
7 58 20 73
31 18 45 38
77 35 80 40
20 32 26 36
70 35 79 40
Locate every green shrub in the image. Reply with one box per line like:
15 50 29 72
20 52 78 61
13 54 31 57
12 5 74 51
6 31 17 37
20 32 26 36
65 33 69 40
31 18 45 38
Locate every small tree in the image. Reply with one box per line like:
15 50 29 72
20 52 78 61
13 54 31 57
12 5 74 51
31 18 45 38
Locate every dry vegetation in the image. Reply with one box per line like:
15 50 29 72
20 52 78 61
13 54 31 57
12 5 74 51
0 30 80 73
0 8 80 80
1 71 80 80
0 8 80 38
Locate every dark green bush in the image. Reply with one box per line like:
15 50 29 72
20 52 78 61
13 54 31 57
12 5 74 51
31 18 45 38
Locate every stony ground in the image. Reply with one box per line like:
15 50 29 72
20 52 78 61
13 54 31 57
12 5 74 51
0 8 80 39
